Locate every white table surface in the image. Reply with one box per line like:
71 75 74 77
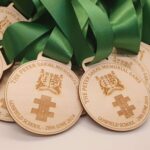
0 115 150 150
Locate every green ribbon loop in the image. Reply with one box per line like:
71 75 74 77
2 22 73 65
43 27 73 64
0 0 11 6
40 0 94 66
21 33 49 64
2 22 50 63
32 0 46 20
12 0 35 18
106 0 141 53
75 0 113 63
142 0 150 44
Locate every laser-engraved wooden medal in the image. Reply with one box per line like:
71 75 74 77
79 62 150 131
5 59 82 135
0 63 19 122
0 3 26 39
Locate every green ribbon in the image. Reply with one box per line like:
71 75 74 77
12 0 35 18
142 0 150 43
0 0 11 6
108 0 141 53
43 27 73 64
2 22 50 64
11 0 49 21
41 0 94 66
2 22 73 65
1 0 150 68
41 0 115 66
74 0 113 63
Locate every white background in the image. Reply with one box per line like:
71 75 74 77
0 115 150 150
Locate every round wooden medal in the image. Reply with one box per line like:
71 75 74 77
0 63 19 122
5 60 82 135
79 62 150 131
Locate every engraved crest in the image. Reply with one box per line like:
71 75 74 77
96 71 124 95
36 69 63 95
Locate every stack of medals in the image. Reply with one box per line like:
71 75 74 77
0 3 150 135
0 3 26 123
79 44 150 131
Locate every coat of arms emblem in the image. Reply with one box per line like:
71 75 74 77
96 71 124 95
36 69 63 95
